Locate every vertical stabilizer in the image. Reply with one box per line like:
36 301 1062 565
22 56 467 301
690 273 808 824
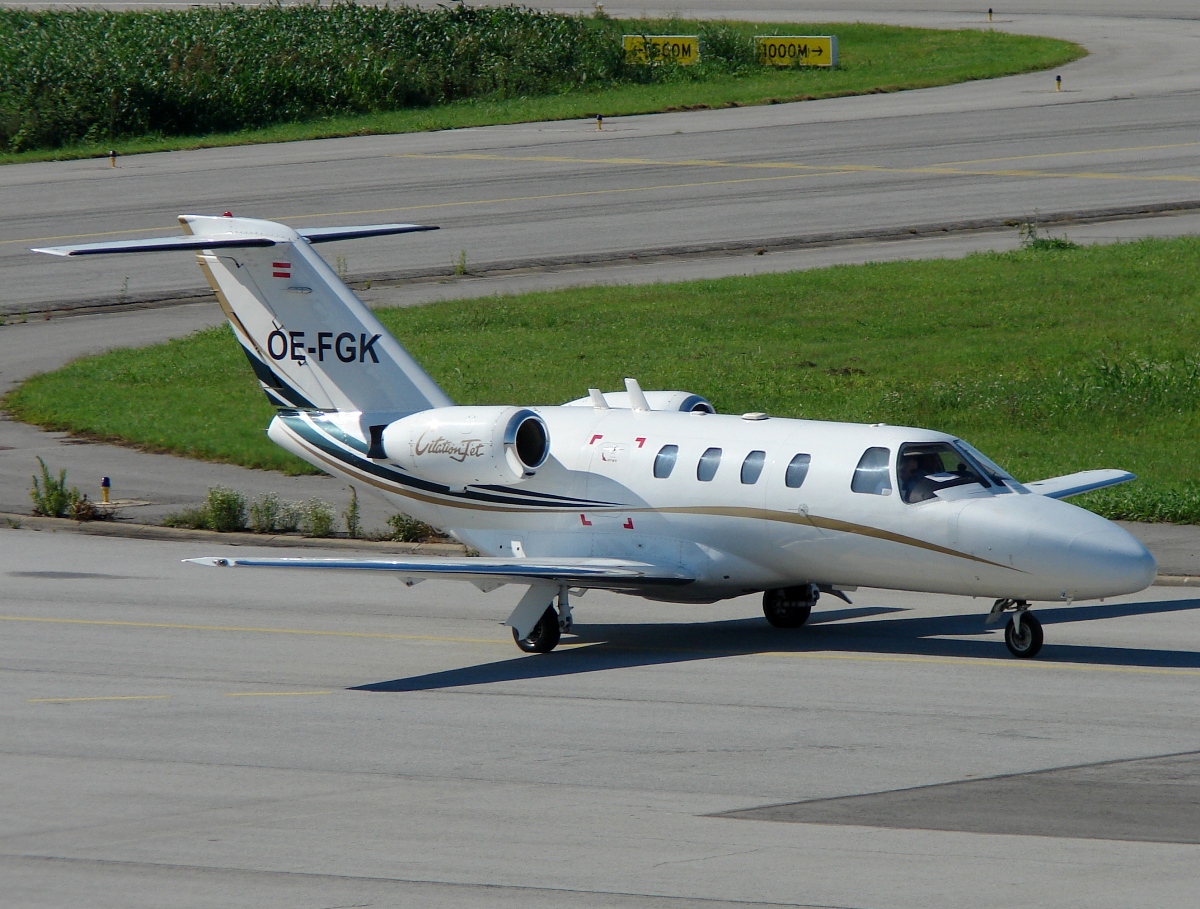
34 214 453 416
182 215 451 415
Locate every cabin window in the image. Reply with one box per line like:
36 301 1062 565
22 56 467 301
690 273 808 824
697 447 722 482
851 447 892 495
898 442 989 504
741 450 766 485
653 445 679 479
784 453 811 488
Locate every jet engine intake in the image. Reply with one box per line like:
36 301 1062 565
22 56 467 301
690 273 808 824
377 406 549 487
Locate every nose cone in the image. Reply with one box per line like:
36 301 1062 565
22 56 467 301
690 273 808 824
1066 525 1157 598
956 494 1157 600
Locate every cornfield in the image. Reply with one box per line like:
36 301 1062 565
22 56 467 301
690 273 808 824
0 3 750 153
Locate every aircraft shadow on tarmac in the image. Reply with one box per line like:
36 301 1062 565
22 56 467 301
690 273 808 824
352 597 1200 693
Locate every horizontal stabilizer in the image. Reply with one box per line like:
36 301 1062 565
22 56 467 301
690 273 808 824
33 236 276 256
1025 469 1135 499
184 555 694 590
297 224 438 243
33 221 437 257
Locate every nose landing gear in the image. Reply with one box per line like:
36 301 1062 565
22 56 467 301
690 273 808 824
987 598 1044 658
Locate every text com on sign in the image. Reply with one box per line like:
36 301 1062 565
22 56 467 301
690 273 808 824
622 35 701 65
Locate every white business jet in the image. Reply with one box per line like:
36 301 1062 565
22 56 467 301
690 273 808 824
36 215 1157 659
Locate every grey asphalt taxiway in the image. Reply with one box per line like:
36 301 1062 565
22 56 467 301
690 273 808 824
3 1 1200 905
2 527 1199 908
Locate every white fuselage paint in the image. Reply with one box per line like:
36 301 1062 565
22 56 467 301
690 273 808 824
269 407 1157 605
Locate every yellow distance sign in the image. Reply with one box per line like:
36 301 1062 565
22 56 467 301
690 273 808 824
623 35 701 66
755 35 838 68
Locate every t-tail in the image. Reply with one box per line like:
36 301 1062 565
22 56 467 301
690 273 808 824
34 215 452 417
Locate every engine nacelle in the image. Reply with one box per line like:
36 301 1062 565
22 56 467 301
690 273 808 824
376 406 549 487
563 390 716 413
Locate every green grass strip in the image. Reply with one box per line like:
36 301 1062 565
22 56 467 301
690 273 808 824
7 237 1200 522
0 13 1082 163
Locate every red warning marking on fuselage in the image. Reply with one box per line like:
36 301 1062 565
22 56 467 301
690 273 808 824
635 437 647 448
623 518 634 530
272 261 291 278
580 514 593 526
589 434 603 445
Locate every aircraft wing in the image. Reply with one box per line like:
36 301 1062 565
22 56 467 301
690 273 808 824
1025 469 1136 499
184 555 693 591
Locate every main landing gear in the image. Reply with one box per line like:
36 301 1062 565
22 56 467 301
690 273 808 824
763 583 820 629
988 598 1044 659
512 588 573 654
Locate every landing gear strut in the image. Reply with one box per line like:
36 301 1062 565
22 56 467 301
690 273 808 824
763 583 820 629
988 598 1044 658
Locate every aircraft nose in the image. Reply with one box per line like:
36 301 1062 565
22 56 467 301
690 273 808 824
1066 525 1157 597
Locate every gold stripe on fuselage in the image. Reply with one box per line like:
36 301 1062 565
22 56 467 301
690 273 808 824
285 424 1019 573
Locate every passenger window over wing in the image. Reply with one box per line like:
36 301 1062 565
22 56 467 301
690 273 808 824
851 447 892 495
653 445 679 479
784 453 811 489
697 447 722 482
741 450 766 485
897 442 987 504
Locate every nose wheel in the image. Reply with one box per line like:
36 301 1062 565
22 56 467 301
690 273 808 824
1004 611 1043 658
989 599 1044 658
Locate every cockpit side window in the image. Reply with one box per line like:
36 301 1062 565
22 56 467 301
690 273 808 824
897 442 987 504
851 447 892 496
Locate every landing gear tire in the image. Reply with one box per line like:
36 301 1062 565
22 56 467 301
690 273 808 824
1004 611 1044 659
513 605 562 653
763 585 817 629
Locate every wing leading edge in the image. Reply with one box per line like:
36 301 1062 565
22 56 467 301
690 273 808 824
184 555 693 590
1025 469 1135 499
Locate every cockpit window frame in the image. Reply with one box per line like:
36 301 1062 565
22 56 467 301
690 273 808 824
897 441 988 504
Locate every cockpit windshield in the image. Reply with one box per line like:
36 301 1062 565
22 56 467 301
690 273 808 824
953 439 1025 493
897 442 988 504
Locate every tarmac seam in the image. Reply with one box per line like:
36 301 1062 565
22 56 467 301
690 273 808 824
0 853 862 908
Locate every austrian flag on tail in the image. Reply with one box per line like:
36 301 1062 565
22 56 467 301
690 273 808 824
272 261 291 278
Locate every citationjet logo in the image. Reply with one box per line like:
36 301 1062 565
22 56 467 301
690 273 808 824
414 432 485 462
